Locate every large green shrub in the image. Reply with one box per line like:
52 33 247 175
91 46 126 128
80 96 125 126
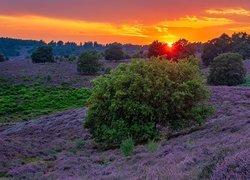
77 51 100 75
104 44 124 60
31 45 54 63
208 53 246 86
85 57 211 146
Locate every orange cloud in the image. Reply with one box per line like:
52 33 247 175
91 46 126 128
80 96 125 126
158 16 233 28
206 8 250 16
0 15 149 40
0 13 248 44
229 26 250 32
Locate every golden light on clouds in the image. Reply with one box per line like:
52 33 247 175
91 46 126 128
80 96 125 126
0 10 249 44
206 8 250 16
158 16 233 28
0 15 149 42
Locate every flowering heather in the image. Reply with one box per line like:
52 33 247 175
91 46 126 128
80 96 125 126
0 85 249 179
212 149 250 180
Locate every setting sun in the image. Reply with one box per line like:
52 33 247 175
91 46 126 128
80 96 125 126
167 42 173 48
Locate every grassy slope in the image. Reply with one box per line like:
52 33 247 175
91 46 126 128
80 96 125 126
0 77 91 122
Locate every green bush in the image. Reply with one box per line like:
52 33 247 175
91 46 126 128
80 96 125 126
77 51 100 75
76 139 85 149
31 45 54 63
69 54 77 62
120 138 134 156
104 44 124 60
84 57 211 146
146 140 159 153
208 53 246 86
0 53 6 62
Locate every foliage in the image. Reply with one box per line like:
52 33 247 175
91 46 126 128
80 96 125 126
31 45 55 63
202 33 232 66
68 54 77 61
171 39 195 60
0 53 6 62
148 39 195 60
202 32 250 66
0 37 45 57
77 51 101 75
120 138 134 156
208 53 246 86
76 139 85 149
146 140 159 153
148 41 167 58
104 43 124 60
0 77 91 122
240 77 250 87
85 57 211 146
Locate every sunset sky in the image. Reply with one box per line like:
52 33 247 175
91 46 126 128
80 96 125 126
0 0 250 44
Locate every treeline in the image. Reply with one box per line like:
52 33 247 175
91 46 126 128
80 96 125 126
0 38 45 57
0 37 148 58
202 32 250 66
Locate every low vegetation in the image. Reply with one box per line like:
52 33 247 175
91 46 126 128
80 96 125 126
120 138 134 156
31 45 54 63
0 53 6 62
208 53 246 86
85 57 212 146
77 51 101 75
240 77 250 87
146 140 159 153
104 43 125 60
0 77 91 122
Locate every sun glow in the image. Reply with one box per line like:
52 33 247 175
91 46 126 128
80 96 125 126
167 42 173 48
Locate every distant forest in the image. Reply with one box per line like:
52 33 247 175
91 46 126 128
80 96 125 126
0 37 149 58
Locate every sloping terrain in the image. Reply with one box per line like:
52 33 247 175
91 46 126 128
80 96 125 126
0 59 131 88
0 86 249 179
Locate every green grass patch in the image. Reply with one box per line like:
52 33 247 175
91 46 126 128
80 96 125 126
0 77 91 122
240 76 250 87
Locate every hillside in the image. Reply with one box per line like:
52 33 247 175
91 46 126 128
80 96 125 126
0 86 249 179
0 59 250 179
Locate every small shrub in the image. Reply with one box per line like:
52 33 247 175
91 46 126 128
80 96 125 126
69 54 77 62
104 67 112 74
31 45 54 63
120 138 134 156
77 51 100 75
240 77 250 87
46 75 52 82
104 44 124 60
85 57 211 146
76 139 85 149
0 53 6 62
146 140 159 153
208 53 246 86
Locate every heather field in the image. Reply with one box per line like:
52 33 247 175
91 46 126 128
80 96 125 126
0 59 249 179
1 0 250 179
0 86 249 179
